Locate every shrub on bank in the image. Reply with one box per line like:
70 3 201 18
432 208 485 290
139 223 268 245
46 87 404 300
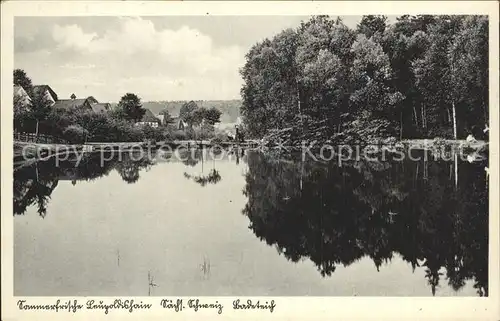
63 124 89 144
141 124 166 142
172 130 187 141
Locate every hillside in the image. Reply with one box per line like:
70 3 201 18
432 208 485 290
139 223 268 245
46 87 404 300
111 100 242 123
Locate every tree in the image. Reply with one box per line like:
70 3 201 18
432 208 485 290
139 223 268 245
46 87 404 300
13 69 33 96
14 94 33 132
108 106 128 120
63 124 88 144
240 28 300 137
357 15 388 38
393 15 436 37
180 101 200 128
296 16 338 123
448 16 488 138
30 90 54 137
349 34 404 124
204 107 222 125
70 93 76 100
381 24 429 138
117 93 146 123
191 108 206 127
240 15 488 142
413 16 464 139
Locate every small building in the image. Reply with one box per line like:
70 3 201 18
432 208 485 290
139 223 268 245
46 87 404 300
136 109 160 128
156 114 165 125
32 85 58 106
13 85 31 107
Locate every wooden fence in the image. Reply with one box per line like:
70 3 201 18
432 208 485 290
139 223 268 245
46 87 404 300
14 132 68 144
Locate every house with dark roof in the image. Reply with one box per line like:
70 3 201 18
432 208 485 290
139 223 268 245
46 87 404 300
53 96 99 111
136 109 160 128
32 85 58 105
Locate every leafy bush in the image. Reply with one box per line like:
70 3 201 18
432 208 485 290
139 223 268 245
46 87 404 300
210 130 230 144
63 124 88 144
142 125 165 141
172 130 187 141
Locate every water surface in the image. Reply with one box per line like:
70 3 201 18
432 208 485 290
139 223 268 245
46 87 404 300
13 148 489 296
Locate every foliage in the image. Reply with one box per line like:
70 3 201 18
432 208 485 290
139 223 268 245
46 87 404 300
14 94 33 132
177 101 223 130
14 69 33 96
141 125 166 141
203 107 222 125
240 15 489 141
356 15 388 38
117 93 146 123
122 100 242 123
11 70 219 142
210 130 230 144
171 129 187 141
63 124 88 144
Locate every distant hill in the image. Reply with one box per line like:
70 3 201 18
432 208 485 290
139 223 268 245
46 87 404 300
111 100 242 123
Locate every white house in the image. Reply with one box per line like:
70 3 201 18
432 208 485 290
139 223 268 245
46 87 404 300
13 85 31 107
136 109 160 128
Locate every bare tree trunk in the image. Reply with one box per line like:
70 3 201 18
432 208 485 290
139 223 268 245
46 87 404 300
424 159 428 180
415 162 419 187
297 83 301 115
482 102 487 131
296 79 303 137
423 104 426 129
35 120 39 143
421 105 424 129
452 101 457 139
300 158 304 192
413 106 418 128
400 110 403 140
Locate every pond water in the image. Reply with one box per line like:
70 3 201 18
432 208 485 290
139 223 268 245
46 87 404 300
13 148 489 296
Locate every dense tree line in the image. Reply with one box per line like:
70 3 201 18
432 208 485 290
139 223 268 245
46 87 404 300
240 15 488 141
135 100 242 123
178 100 222 128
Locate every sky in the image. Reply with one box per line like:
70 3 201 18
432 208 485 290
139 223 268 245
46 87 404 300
15 16 373 102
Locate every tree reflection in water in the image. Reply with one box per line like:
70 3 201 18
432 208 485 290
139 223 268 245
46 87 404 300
184 169 222 187
242 151 488 296
115 152 154 184
181 147 226 187
13 152 155 217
